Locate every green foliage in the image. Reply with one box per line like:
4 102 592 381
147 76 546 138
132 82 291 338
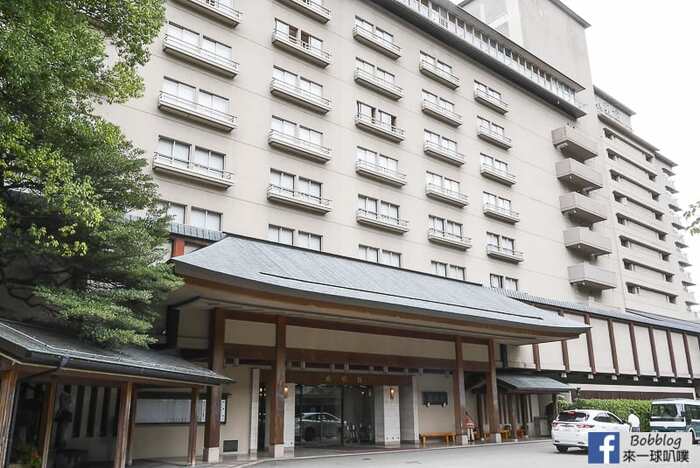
685 201 700 236
0 0 181 347
561 399 652 431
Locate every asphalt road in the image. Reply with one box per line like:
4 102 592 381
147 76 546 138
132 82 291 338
258 440 700 468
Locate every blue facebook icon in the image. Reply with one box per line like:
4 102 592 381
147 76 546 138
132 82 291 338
588 432 620 464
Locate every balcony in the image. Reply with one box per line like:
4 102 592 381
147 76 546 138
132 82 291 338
425 183 469 208
423 141 465 166
678 251 691 267
175 0 242 26
419 59 460 89
421 100 462 127
268 130 331 163
270 79 331 114
267 184 332 214
568 263 617 291
158 92 238 132
352 26 401 59
473 88 508 114
615 203 666 233
427 228 471 250
560 192 607 225
354 69 403 100
486 244 524 263
276 0 330 23
356 209 409 234
686 292 698 306
480 163 516 186
680 270 695 286
477 125 512 149
271 29 331 67
483 203 520 224
552 126 598 162
671 214 685 230
355 159 406 187
354 114 405 142
152 153 233 189
668 196 681 212
555 159 603 192
162 34 239 78
676 236 689 249
563 227 612 257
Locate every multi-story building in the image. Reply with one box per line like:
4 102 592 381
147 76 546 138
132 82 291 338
61 0 699 463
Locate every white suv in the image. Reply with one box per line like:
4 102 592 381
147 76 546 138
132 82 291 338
552 409 630 453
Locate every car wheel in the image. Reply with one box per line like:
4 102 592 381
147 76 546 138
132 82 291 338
556 445 568 453
304 427 316 442
690 430 698 445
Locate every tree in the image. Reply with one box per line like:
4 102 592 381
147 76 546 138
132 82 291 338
0 0 182 347
685 202 700 236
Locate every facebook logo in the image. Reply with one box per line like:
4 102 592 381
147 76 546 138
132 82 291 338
588 432 620 464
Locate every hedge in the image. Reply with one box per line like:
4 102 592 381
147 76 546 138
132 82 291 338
560 399 652 431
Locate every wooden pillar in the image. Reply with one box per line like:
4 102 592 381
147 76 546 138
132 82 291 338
584 314 596 374
558 311 570 373
269 316 287 457
552 394 559 418
628 323 641 376
172 238 186 257
475 393 484 439
203 309 225 462
485 339 501 443
666 330 678 378
607 319 619 375
648 327 660 378
38 382 57 468
508 394 518 439
188 387 200 466
532 344 541 371
126 387 138 466
682 334 695 378
452 337 467 444
113 382 134 468
0 368 19 468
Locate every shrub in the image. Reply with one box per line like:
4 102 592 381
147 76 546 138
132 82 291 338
560 399 652 431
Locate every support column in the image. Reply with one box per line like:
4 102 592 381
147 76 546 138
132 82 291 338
485 339 501 443
126 387 138 466
113 382 134 468
551 394 560 419
0 368 19 468
38 382 57 468
203 309 225 463
187 387 200 466
248 368 260 456
283 383 295 451
399 375 419 445
269 317 287 458
374 386 401 446
452 337 468 444
508 394 518 441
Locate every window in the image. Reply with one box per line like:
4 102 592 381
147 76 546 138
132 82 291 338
167 23 234 62
275 19 324 52
358 244 380 263
297 231 322 251
380 249 401 267
358 195 400 223
480 154 509 173
268 225 294 245
191 208 222 230
358 245 400 267
431 261 465 280
273 67 323 97
429 215 463 238
135 393 227 425
478 116 505 136
474 81 503 101
449 265 466 281
160 201 186 224
357 147 398 172
422 89 454 112
271 116 324 146
426 172 460 193
357 102 396 127
487 232 516 253
424 130 457 152
157 136 228 178
483 192 512 210
355 58 395 83
490 274 518 291
420 51 454 74
355 16 394 44
162 78 229 113
432 260 447 277
269 170 323 202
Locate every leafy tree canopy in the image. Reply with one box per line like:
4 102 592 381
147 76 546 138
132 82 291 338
0 0 181 347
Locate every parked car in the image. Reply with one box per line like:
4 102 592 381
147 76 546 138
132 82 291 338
296 412 342 442
650 399 700 444
552 409 630 453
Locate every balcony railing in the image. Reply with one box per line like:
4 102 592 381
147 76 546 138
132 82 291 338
163 34 239 77
427 228 471 250
176 0 242 25
423 141 465 165
425 183 469 208
152 153 233 188
270 79 331 113
354 68 403 100
267 184 332 214
486 244 524 263
473 88 508 114
480 163 516 186
271 29 331 67
560 192 607 225
158 91 238 131
552 126 598 162
356 209 409 233
555 158 603 192
483 202 520 224
267 130 331 163
421 100 462 127
276 0 330 23
355 159 407 187
419 59 460 89
477 125 512 149
563 227 612 257
354 114 405 142
352 25 401 59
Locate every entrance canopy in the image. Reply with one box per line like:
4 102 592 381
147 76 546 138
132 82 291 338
472 374 573 394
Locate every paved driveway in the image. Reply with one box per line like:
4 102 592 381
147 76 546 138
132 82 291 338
258 440 700 468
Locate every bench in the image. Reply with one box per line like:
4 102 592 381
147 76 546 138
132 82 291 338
419 431 456 446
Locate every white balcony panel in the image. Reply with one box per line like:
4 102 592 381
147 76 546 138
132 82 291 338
276 0 330 23
355 114 405 142
427 229 471 250
267 130 332 163
175 0 242 26
270 79 332 114
152 153 234 189
356 210 409 233
162 34 239 77
419 60 460 89
267 185 332 214
158 92 238 131
352 26 401 59
425 184 469 208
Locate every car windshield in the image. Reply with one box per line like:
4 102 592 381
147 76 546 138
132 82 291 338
651 403 682 421
557 411 588 422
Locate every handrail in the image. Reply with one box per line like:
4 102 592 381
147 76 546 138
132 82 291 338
422 99 462 121
163 34 239 71
267 184 331 206
268 130 331 155
158 91 237 125
419 59 460 84
188 0 242 21
353 25 401 55
357 209 408 227
271 29 331 61
355 113 405 137
478 125 512 145
153 152 233 180
270 79 331 107
356 159 406 180
426 183 468 202
474 88 508 110
483 202 519 218
354 68 403 94
486 244 523 258
428 227 467 243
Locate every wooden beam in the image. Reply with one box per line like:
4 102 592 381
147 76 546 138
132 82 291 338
584 314 596 374
113 382 134 468
269 317 287 448
0 368 18 468
172 238 186 257
485 339 500 441
38 382 57 468
561 339 570 372
666 330 678 378
628 323 641 376
126 387 138 467
453 337 466 440
607 319 619 375
648 328 660 378
203 309 225 462
682 334 694 378
532 344 541 371
476 393 484 438
188 387 200 466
